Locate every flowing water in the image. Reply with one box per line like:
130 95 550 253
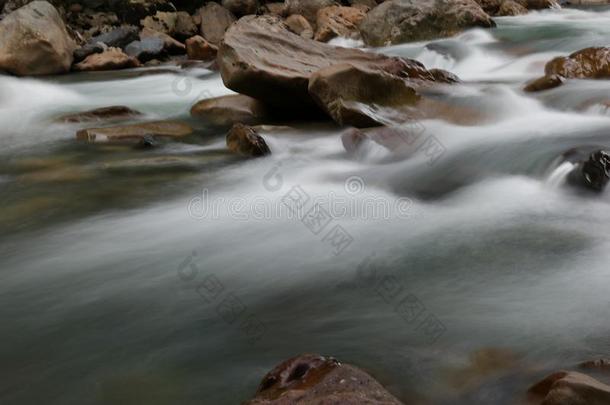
2 6 610 405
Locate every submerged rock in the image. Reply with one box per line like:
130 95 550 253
191 94 271 128
528 371 610 405
73 47 141 71
57 106 143 123
0 1 76 76
76 121 193 143
580 359 610 371
566 150 610 192
244 354 403 404
226 123 271 157
359 0 495 47
524 74 564 92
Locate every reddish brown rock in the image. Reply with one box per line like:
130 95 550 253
185 35 218 62
226 124 271 157
73 48 141 72
57 106 142 123
314 5 366 42
191 94 271 127
545 47 610 80
244 354 403 404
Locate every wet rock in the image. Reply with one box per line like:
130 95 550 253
567 150 610 192
285 14 314 39
73 47 141 71
0 1 76 76
523 0 558 10
285 0 338 26
226 123 271 157
244 354 403 404
218 15 438 110
185 35 217 62
314 5 365 42
191 94 271 127
125 37 166 63
524 74 564 92
359 0 495 47
76 121 193 143
140 27 186 55
57 106 143 123
197 2 236 45
580 359 610 371
141 11 198 41
546 47 610 79
527 371 610 405
309 63 421 127
498 0 528 15
430 68 462 83
113 0 176 25
73 25 140 62
222 0 258 16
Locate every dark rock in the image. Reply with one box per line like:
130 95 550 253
74 25 140 62
567 150 610 192
185 35 217 62
197 2 236 45
0 1 75 76
191 94 271 127
527 371 610 405
125 37 166 62
498 0 527 15
580 359 610 371
221 0 258 16
226 123 271 157
57 106 142 123
76 120 193 143
359 0 495 47
524 74 564 92
546 47 610 80
261 2 286 15
244 354 403 404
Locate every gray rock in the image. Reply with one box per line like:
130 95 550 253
125 37 166 62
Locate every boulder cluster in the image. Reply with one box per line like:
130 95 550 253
0 0 559 76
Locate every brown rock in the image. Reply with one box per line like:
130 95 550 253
191 94 270 127
141 11 197 41
218 15 437 110
226 124 271 157
73 47 141 72
57 106 143 123
0 1 76 76
545 47 610 79
262 2 287 15
185 35 218 62
314 5 366 42
498 0 527 15
527 371 610 405
474 0 502 14
580 359 610 371
76 121 193 143
524 74 564 92
222 0 259 16
285 14 314 39
244 354 403 404
197 2 236 45
140 27 186 55
285 0 338 26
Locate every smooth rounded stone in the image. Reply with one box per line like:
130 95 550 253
197 2 236 45
221 0 259 16
185 35 217 62
191 94 271 127
125 37 166 62
359 0 495 47
226 123 271 157
244 354 404 404
285 0 338 25
527 371 610 405
314 5 365 42
309 63 421 127
0 1 76 76
497 0 528 15
140 27 186 55
218 15 438 110
73 47 141 71
524 74 565 92
566 150 610 192
76 121 193 143
56 106 143 123
285 14 314 39
580 359 610 371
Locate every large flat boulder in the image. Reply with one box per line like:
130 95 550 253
218 15 436 110
0 1 76 76
359 0 495 47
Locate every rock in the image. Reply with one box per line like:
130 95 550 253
76 121 193 143
524 74 564 92
523 0 558 10
226 124 271 157
261 2 286 15
185 35 217 61
140 27 186 55
191 94 271 127
309 63 421 126
566 150 610 192
244 354 403 404
580 359 610 371
57 106 143 123
498 0 528 15
348 0 378 9
285 14 314 39
113 0 176 25
141 11 198 41
359 0 495 47
314 5 365 42
0 1 76 76
221 0 258 16
73 47 141 71
527 371 610 405
197 2 236 45
125 37 166 62
218 15 438 110
285 0 338 26
74 25 140 62
474 0 502 14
